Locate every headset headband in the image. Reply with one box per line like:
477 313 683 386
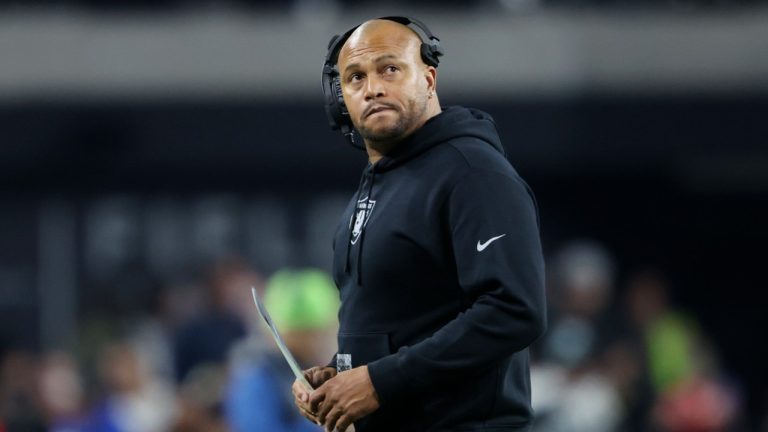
324 16 443 69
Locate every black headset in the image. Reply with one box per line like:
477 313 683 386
321 16 444 145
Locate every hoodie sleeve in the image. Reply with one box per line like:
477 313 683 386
367 169 547 402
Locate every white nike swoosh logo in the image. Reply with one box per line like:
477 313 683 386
477 234 507 252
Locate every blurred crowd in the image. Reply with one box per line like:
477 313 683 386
530 241 749 432
0 241 760 431
0 259 338 432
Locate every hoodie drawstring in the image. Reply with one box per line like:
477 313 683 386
356 165 376 285
345 170 368 274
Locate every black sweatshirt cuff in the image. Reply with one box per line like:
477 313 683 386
367 353 408 405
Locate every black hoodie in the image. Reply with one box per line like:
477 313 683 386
331 106 547 431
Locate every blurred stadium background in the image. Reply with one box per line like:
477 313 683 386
1 0 767 431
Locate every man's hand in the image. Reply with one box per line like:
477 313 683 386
309 365 380 432
292 366 337 425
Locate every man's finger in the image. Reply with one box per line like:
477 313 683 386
292 380 310 402
309 369 323 387
309 387 327 413
323 405 344 432
316 392 334 425
318 367 335 382
336 414 354 432
304 367 319 382
294 396 313 414
296 402 314 420
304 367 324 388
309 367 335 387
294 394 319 422
297 404 318 423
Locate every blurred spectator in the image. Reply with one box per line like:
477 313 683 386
540 240 620 367
625 270 745 431
172 364 228 432
626 271 697 393
532 240 631 432
126 278 208 385
600 339 654 432
531 362 623 432
224 268 339 432
82 342 176 432
0 350 45 432
653 367 743 432
37 351 86 431
173 257 262 382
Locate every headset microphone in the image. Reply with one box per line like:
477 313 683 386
321 16 444 150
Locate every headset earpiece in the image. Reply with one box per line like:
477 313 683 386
382 15 444 68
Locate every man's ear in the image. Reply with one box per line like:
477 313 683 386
425 66 437 93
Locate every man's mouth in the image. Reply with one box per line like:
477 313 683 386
364 104 396 119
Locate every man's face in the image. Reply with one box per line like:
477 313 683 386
337 20 434 144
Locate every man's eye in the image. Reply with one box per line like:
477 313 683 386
349 73 363 82
385 65 398 73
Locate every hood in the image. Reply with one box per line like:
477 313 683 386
374 105 504 172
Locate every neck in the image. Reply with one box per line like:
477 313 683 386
365 98 442 165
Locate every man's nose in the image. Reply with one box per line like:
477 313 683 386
364 75 385 100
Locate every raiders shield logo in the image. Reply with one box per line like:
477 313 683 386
349 196 376 245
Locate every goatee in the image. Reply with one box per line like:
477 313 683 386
358 97 428 145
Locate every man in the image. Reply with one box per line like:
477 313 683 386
293 17 547 432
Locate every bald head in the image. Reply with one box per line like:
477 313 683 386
334 19 441 161
338 20 425 70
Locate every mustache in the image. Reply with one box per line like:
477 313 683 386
363 102 398 119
